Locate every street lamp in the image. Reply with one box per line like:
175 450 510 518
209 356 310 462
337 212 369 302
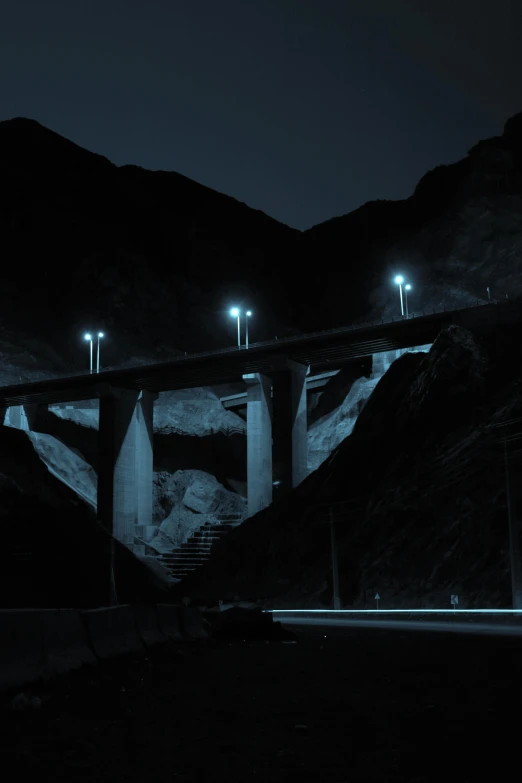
245 310 252 349
404 284 412 319
394 275 405 316
230 307 241 348
84 334 93 374
97 332 104 373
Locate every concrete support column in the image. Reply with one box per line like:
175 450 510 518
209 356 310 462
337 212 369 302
97 387 156 551
135 389 155 539
243 373 273 518
272 359 308 491
8 406 22 428
371 350 401 379
6 404 46 431
371 344 432 379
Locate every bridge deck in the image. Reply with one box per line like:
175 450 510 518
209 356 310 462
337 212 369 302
0 303 516 407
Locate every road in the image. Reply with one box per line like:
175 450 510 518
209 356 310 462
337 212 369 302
271 610 522 638
1 616 521 781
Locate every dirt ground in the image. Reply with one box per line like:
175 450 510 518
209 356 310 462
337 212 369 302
0 624 520 782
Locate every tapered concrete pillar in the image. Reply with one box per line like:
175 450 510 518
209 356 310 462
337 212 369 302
243 360 308 517
97 387 156 550
243 373 272 517
272 359 308 490
371 350 401 379
371 344 432 379
7 404 45 431
8 406 21 428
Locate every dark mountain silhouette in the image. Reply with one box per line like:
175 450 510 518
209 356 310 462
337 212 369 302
0 111 521 372
0 117 298 368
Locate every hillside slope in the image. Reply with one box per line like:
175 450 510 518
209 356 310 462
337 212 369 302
174 315 522 609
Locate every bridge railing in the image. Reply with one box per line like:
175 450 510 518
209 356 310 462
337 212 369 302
4 299 496 390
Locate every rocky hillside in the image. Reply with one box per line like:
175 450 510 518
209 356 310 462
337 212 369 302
0 424 173 609
0 117 298 373
295 110 522 331
1 111 521 379
173 316 522 609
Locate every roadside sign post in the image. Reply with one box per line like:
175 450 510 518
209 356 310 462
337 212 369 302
451 594 458 613
330 508 341 610
375 592 380 610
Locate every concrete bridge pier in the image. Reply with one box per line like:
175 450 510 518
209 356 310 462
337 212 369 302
97 387 157 553
371 349 403 379
371 344 432 379
243 359 308 518
272 359 308 491
6 404 46 430
243 372 273 518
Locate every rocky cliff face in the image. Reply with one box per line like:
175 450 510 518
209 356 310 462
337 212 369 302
0 117 298 373
297 111 522 331
174 318 522 609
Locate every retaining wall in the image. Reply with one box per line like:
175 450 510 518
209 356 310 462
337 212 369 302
0 603 203 694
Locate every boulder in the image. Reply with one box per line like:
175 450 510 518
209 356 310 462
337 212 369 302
154 389 245 437
149 469 246 551
183 475 224 514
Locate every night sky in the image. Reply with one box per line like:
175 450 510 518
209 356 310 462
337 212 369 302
1 0 521 230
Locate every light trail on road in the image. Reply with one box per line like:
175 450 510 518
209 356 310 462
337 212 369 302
265 608 522 637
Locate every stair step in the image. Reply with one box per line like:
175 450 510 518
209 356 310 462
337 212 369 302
161 560 209 566
179 543 213 549
156 515 243 577
169 567 198 573
193 537 222 542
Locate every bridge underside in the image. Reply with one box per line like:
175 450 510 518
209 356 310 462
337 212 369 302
0 300 514 553
0 342 436 546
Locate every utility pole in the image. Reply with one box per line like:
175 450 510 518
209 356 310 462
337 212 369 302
330 507 341 610
504 439 522 609
109 536 118 607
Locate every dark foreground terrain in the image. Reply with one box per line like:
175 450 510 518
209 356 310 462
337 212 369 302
0 623 519 782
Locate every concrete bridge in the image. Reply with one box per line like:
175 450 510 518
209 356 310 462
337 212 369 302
0 302 517 551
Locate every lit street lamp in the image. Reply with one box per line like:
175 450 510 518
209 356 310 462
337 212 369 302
245 310 252 349
394 275 405 316
97 332 104 373
405 284 412 319
84 334 93 374
230 307 241 348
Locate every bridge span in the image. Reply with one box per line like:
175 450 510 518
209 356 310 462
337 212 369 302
0 302 517 550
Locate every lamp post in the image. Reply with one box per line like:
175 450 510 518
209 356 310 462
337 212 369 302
394 275 405 317
245 310 252 349
84 334 93 374
96 332 104 373
230 307 241 348
404 284 411 319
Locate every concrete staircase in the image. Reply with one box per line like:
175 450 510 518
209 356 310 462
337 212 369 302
156 514 244 580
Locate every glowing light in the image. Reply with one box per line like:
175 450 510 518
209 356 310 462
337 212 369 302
394 275 404 285
98 332 104 338
405 284 412 291
84 333 92 341
230 307 240 317
246 310 252 317
265 608 522 614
